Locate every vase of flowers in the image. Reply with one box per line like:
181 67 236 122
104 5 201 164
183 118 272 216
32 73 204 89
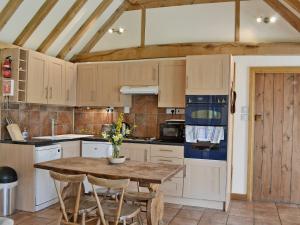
102 113 130 164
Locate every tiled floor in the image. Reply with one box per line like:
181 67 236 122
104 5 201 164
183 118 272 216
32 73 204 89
7 200 300 225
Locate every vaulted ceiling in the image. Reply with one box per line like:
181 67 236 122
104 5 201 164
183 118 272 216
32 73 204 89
0 0 299 62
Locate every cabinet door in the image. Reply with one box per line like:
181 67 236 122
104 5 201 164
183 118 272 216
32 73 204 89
158 60 185 108
77 64 97 106
65 62 77 106
186 55 230 95
183 158 226 201
48 57 65 105
122 61 158 86
97 63 122 107
60 141 81 158
120 143 150 162
27 51 48 104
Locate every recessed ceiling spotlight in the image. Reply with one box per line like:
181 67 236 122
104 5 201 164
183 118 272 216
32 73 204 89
108 27 126 35
256 17 263 23
270 16 277 23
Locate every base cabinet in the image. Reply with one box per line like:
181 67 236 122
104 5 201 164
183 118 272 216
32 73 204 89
60 141 81 158
183 158 226 202
120 143 150 162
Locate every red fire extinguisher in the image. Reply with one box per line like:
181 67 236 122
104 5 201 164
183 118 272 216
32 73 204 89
2 56 12 78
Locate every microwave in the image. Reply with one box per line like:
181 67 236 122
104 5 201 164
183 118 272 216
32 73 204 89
159 121 185 143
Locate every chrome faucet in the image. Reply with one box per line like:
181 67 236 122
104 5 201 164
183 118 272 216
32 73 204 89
51 118 57 137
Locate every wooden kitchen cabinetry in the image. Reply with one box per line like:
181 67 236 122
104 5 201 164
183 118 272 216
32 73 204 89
60 141 81 158
186 55 231 95
77 64 97 106
122 61 159 86
183 158 226 202
120 143 150 162
158 60 185 108
150 144 184 197
97 63 122 107
47 57 65 105
27 50 48 104
65 62 77 106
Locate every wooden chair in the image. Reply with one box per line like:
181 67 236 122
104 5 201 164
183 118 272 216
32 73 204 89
87 175 143 225
50 171 97 225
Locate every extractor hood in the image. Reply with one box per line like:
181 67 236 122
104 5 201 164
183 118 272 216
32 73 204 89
120 86 159 95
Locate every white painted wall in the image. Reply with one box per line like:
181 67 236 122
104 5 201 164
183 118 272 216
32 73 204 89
232 55 300 194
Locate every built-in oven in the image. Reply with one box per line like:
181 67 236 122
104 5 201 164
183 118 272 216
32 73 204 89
185 95 228 161
185 95 228 126
159 120 185 143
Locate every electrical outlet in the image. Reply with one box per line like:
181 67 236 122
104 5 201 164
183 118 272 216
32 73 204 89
166 108 176 114
175 109 185 114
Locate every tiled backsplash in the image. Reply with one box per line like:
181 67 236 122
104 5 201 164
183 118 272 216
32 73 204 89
0 95 184 140
0 103 73 139
74 95 184 138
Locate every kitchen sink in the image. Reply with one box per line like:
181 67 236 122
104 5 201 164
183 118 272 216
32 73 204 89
33 134 94 140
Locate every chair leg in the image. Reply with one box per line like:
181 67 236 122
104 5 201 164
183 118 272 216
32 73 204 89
81 212 86 225
96 218 101 225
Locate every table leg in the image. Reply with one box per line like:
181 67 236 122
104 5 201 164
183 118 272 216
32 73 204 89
145 185 164 225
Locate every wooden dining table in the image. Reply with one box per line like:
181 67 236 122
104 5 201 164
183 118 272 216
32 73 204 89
34 157 185 225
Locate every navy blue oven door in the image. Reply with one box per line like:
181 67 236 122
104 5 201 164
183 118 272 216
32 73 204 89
185 104 228 126
184 127 227 160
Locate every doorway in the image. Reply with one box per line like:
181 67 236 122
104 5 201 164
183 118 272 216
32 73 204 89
247 67 300 203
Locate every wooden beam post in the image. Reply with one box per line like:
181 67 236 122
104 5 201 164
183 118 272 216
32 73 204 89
235 0 240 42
79 1 130 54
57 0 113 59
0 0 23 32
264 0 300 32
37 0 87 53
284 0 300 14
141 9 146 47
13 0 59 46
71 42 300 62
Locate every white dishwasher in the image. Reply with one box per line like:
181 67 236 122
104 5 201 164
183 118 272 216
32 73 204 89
82 141 112 192
35 144 62 211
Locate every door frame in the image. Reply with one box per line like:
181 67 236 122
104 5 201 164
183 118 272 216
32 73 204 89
247 67 300 201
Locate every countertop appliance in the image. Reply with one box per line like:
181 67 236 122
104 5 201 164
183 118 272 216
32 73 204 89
35 144 61 211
159 120 185 143
81 141 112 192
185 95 228 161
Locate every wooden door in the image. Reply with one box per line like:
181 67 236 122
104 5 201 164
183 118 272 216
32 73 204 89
60 141 81 158
122 61 158 86
97 63 122 107
253 72 300 203
186 55 230 95
158 60 185 108
27 51 48 104
48 57 65 105
77 64 97 106
65 62 77 106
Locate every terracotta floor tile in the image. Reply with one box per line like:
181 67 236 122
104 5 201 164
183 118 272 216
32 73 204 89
176 209 204 221
227 215 254 225
15 216 52 225
182 205 206 211
200 211 228 224
229 208 253 218
254 217 281 225
280 214 300 224
169 216 199 225
165 203 183 209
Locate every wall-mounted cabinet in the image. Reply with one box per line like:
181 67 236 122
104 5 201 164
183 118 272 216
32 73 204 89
158 60 185 108
122 61 159 86
27 50 48 104
186 55 230 95
77 64 97 106
65 62 77 106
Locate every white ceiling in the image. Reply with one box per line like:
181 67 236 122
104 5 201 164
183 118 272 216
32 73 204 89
0 0 299 60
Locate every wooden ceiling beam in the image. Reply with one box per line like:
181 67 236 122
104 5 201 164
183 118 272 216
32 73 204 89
37 0 87 53
14 0 59 46
57 0 113 59
79 1 130 54
0 0 23 31
72 42 300 62
141 9 146 47
264 0 300 32
127 0 247 10
234 0 240 42
284 0 300 14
